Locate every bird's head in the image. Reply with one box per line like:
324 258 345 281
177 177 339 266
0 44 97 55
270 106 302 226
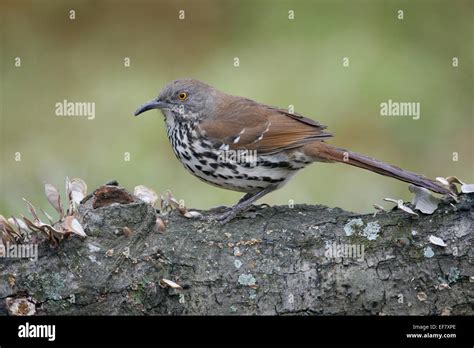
134 79 218 118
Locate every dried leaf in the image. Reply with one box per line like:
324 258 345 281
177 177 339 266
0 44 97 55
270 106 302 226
1 229 14 245
417 291 427 302
22 198 40 223
6 219 21 238
5 297 36 316
22 216 63 246
134 185 158 206
9 217 28 231
41 224 63 245
44 183 63 217
435 177 449 186
21 215 56 231
63 216 87 238
183 211 202 219
39 208 54 225
65 176 71 194
383 198 399 204
437 176 474 194
435 177 458 194
159 194 167 211
383 198 418 216
8 274 16 287
437 283 450 290
168 197 183 211
21 216 41 231
0 216 21 239
373 204 386 212
7 217 29 240
445 176 463 185
409 185 441 214
155 217 166 232
5 218 19 234
460 183 474 193
398 203 418 216
440 307 452 316
69 178 87 205
160 278 182 289
373 204 386 217
65 177 74 214
429 235 447 247
168 197 180 209
0 215 8 228
122 226 134 237
167 191 187 214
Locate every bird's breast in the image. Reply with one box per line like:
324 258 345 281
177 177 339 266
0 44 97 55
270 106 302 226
165 123 312 193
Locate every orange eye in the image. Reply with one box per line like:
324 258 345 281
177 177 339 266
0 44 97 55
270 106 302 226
178 92 188 101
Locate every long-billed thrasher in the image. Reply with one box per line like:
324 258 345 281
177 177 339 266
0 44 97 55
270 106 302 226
135 79 450 223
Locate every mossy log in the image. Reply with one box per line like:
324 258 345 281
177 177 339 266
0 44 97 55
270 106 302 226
1 185 472 315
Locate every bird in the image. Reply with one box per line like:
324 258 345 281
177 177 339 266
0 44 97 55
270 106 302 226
134 79 451 223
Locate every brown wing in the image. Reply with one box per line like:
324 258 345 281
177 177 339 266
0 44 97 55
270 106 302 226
199 96 332 155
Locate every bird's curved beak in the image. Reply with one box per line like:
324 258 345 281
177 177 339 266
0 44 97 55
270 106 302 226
134 99 171 116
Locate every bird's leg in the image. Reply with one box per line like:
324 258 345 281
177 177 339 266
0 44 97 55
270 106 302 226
207 194 254 213
237 192 255 204
215 187 276 224
207 193 257 215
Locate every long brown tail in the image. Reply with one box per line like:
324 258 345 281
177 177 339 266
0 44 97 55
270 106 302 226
303 142 451 195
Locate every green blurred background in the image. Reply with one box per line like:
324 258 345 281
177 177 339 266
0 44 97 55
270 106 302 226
1 0 472 217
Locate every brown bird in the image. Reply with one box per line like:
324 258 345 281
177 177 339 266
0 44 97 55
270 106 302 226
135 79 450 223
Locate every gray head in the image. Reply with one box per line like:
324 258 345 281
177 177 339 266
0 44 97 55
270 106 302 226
134 79 218 118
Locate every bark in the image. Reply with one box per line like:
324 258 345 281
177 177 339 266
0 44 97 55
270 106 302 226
0 185 472 316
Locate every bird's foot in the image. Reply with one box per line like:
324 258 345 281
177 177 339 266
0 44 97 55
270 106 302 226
205 187 276 224
197 207 235 224
206 204 267 224
214 208 241 224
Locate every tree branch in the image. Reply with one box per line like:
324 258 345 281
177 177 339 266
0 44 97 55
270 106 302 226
1 185 472 315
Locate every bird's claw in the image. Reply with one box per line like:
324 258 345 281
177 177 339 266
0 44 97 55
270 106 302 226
206 205 266 224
